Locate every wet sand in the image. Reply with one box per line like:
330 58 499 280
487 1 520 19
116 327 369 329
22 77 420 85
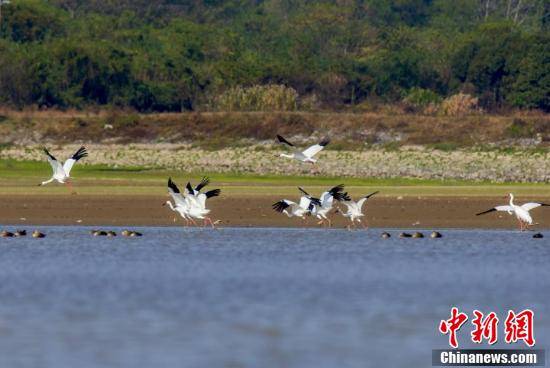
1 194 549 229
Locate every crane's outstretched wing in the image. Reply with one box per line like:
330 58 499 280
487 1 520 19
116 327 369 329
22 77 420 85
476 205 513 216
328 184 346 201
168 178 187 207
301 138 330 158
319 184 345 207
205 189 221 198
521 203 550 211
186 182 195 195
297 187 321 206
63 146 88 175
340 192 352 202
273 200 298 213
194 177 210 193
196 189 221 209
43 148 63 176
357 191 379 210
277 135 295 147
298 187 311 197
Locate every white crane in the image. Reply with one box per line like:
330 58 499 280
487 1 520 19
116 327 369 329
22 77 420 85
336 191 379 229
276 135 330 164
164 178 197 226
272 191 319 220
476 193 549 231
299 185 347 227
39 146 88 192
164 177 220 228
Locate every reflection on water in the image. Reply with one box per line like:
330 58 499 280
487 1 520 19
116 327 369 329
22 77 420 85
0 227 548 368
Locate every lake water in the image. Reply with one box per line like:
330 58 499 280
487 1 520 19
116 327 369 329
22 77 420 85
0 226 548 368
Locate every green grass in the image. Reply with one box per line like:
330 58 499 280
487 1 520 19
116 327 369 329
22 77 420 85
0 159 549 197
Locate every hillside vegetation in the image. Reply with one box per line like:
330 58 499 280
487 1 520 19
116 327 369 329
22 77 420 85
0 109 548 148
0 0 548 112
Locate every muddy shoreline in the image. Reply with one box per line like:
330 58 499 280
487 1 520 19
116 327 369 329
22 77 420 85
1 194 549 230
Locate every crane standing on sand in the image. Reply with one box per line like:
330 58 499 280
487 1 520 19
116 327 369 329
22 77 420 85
476 193 550 231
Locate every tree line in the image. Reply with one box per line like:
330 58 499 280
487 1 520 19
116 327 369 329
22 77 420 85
0 0 548 112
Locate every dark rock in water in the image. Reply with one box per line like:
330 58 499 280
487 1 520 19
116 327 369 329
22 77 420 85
412 232 424 238
381 232 391 239
130 231 143 237
533 233 544 239
15 230 27 237
107 231 117 237
93 231 108 236
430 231 442 238
399 232 412 238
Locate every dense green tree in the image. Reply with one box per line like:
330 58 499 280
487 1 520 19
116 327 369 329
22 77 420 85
451 22 526 107
506 32 550 110
0 0 547 111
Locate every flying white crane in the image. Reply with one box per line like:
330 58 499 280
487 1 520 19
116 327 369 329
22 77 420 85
476 193 549 231
276 135 330 164
336 191 379 229
39 146 88 192
299 185 347 227
272 191 319 220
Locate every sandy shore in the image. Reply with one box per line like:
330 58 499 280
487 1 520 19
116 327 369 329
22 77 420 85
1 194 549 230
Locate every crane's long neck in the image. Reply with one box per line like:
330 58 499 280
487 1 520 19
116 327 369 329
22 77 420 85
166 201 176 211
280 153 294 159
40 178 55 186
509 194 515 206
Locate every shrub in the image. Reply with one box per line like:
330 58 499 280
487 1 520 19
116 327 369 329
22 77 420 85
402 88 442 113
214 85 298 112
506 118 533 138
299 94 321 111
440 93 479 116
105 112 140 128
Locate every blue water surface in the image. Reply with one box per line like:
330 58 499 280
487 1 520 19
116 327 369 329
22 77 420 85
0 226 548 368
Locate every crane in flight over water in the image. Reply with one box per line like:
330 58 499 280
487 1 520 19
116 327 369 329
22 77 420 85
476 193 549 231
276 135 330 164
39 146 88 193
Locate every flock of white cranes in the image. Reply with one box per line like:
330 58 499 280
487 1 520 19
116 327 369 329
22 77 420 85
272 185 379 229
37 136 549 231
164 177 221 228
